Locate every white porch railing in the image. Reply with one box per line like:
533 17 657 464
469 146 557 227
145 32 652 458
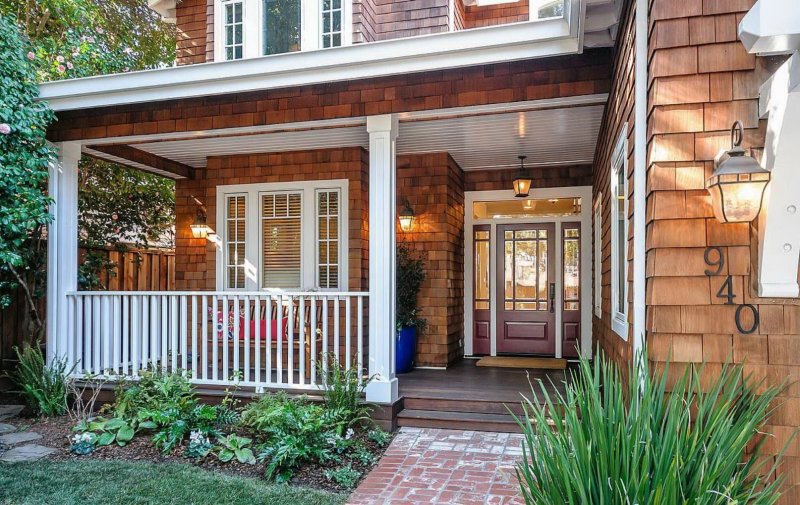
64 291 368 391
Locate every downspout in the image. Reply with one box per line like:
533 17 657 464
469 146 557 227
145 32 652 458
632 0 647 361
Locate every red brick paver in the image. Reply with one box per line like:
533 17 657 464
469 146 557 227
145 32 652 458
348 428 525 505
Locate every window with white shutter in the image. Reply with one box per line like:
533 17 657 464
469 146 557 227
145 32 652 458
217 180 348 291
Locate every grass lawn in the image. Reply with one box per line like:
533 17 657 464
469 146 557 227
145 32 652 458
0 460 347 505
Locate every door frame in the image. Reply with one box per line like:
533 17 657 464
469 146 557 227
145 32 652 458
464 186 593 359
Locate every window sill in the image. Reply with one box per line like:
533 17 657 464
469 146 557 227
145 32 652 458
611 314 628 341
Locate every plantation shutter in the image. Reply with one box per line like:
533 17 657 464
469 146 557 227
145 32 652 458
226 195 247 289
317 189 340 289
261 192 302 288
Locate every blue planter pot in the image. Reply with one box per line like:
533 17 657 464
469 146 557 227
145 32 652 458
396 326 417 374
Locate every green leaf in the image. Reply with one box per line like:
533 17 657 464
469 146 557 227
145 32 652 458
116 425 135 443
97 432 115 446
235 448 256 465
218 449 234 463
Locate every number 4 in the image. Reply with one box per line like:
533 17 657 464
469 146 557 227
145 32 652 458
716 275 736 305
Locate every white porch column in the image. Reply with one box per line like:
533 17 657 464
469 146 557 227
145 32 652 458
46 142 80 367
366 114 399 404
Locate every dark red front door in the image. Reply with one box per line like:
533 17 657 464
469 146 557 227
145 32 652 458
496 223 556 355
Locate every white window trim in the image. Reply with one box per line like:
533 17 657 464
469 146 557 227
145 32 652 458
216 179 349 291
593 194 602 318
223 192 249 289
215 0 351 61
609 124 628 340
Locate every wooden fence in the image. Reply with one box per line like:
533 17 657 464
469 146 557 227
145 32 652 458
0 246 175 370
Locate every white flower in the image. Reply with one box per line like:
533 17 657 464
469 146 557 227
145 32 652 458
57 65 66 73
87 36 95 43
26 51 35 60
345 428 354 440
96 27 104 34
72 432 92 443
56 55 64 63
0 124 10 135
124 47 133 55
66 61 74 70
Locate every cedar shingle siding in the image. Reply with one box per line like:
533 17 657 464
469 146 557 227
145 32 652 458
645 1 800 501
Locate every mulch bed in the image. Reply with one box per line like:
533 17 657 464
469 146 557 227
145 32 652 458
5 413 391 493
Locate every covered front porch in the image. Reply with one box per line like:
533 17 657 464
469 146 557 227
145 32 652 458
45 63 607 409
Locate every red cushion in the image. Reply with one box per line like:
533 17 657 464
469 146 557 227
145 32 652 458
216 312 289 341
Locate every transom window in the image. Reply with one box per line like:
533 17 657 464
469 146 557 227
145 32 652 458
217 180 348 291
216 0 348 61
609 125 628 339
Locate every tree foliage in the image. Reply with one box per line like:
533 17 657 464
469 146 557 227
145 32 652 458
0 2 177 337
0 14 55 328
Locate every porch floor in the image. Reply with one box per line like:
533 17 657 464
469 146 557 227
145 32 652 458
396 358 572 432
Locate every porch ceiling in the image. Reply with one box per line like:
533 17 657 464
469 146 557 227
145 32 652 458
86 99 605 176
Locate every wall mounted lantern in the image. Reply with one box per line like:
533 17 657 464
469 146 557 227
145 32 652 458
190 196 210 239
513 155 532 198
706 121 771 223
399 199 415 232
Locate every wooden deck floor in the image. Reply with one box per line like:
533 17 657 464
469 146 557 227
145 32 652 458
398 358 572 403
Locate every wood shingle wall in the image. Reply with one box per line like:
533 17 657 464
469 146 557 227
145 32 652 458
646 0 800 501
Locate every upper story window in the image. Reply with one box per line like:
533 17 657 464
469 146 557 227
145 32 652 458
216 0 349 61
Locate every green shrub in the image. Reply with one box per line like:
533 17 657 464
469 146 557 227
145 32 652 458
72 416 136 449
113 369 237 453
246 394 340 482
8 342 71 417
366 428 390 447
324 465 362 489
396 244 426 330
320 354 372 434
515 351 787 505
216 434 256 464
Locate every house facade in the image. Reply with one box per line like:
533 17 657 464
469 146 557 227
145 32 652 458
41 0 800 499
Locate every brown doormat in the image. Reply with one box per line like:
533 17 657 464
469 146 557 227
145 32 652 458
476 356 567 370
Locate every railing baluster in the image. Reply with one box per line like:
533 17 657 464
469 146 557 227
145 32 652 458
322 297 329 377
75 295 83 375
277 295 283 386
202 295 208 381
287 296 294 385
266 295 273 386
299 295 305 385
93 296 101 375
150 295 158 369
164 295 172 371
131 295 140 377
191 296 197 377
345 296 351 371
310 296 317 385
233 295 240 379
222 295 229 381
112 295 121 374
254 295 261 385
122 296 129 376
357 295 364 384
180 295 188 371
333 295 340 364
212 295 218 381
244 295 250 383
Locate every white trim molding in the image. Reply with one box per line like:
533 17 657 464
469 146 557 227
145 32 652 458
593 194 602 318
632 0 647 359
39 16 579 111
756 52 800 298
739 0 800 55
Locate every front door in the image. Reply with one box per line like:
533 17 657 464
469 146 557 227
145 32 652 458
496 223 556 355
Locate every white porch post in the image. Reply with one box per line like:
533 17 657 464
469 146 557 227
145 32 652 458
365 114 399 404
46 142 80 367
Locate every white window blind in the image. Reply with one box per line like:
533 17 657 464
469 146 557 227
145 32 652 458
225 195 247 289
317 189 340 289
261 192 303 289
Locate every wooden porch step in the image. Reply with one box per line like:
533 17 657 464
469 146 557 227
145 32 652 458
402 396 526 416
396 409 522 433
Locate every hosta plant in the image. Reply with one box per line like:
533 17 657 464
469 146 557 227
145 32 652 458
515 351 788 505
216 434 256 464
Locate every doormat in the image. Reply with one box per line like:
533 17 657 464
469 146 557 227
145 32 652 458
475 356 567 370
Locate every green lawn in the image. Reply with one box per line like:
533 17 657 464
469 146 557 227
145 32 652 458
0 460 346 505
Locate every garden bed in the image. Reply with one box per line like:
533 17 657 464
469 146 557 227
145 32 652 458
6 412 390 493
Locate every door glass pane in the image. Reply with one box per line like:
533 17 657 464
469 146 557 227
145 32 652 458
515 239 537 300
474 229 490 310
563 227 580 311
262 192 302 289
263 0 301 55
538 239 547 301
503 227 549 312
504 240 514 301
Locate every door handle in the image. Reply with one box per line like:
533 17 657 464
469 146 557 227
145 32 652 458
549 283 555 313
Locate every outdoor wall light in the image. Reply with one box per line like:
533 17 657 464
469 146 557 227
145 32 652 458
399 199 415 232
513 155 532 198
190 196 211 239
706 121 771 223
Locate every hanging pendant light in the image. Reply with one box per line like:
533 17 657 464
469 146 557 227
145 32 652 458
398 199 415 232
706 121 771 223
513 155 532 198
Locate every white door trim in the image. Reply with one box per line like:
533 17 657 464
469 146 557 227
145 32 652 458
463 186 593 359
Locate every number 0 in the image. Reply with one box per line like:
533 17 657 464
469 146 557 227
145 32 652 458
735 304 759 334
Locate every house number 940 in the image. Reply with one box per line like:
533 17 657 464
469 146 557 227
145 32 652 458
703 247 759 334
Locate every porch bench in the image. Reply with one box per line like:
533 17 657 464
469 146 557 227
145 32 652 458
207 300 324 380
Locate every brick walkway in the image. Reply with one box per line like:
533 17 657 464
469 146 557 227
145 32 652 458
348 428 525 505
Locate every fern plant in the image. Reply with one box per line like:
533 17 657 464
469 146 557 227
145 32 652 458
515 351 788 505
320 353 372 434
7 342 72 417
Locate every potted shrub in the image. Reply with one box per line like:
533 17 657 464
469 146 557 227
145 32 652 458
396 245 426 373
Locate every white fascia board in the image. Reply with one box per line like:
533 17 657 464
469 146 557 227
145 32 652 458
147 0 177 22
38 18 577 112
757 52 800 298
739 0 800 55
